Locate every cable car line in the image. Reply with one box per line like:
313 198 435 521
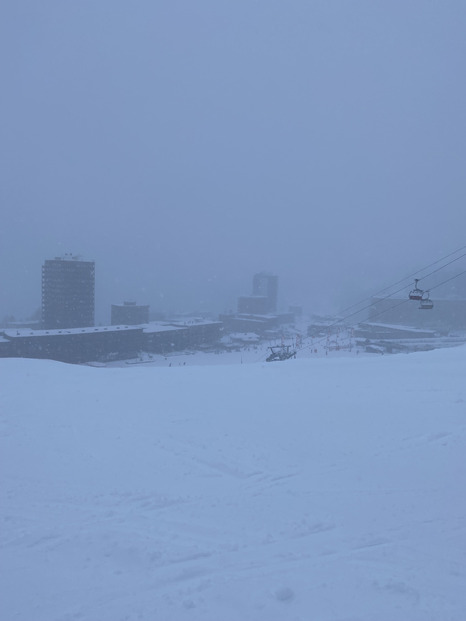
258 245 466 361
361 269 466 324
407 253 466 305
410 252 466 285
426 268 466 293
322 250 466 331
336 244 466 317
297 268 466 356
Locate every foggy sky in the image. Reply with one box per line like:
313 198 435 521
1 1 465 323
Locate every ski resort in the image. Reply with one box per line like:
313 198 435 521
2 4 465 618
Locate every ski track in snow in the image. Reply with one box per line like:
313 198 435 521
1 347 466 620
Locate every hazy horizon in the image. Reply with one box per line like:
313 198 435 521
2 1 465 324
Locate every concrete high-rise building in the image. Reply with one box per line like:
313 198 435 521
41 255 95 329
252 272 278 312
237 272 278 314
111 301 149 326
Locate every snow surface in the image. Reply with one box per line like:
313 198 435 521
1 347 465 620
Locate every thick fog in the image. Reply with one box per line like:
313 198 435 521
1 1 465 324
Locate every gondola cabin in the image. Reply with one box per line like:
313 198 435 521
409 278 424 301
419 292 434 310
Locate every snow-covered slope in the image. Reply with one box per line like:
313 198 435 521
1 348 465 620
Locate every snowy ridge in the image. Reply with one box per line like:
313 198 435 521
1 348 465 620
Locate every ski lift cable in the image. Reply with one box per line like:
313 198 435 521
298 280 412 349
298 268 466 355
297 297 410 355
353 269 466 327
304 250 466 338
355 297 411 327
255 249 466 362
414 252 466 284
427 268 466 293
337 244 466 316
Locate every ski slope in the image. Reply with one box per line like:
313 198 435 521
1 347 465 620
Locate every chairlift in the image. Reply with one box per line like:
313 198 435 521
409 278 424 301
266 344 296 362
419 291 434 310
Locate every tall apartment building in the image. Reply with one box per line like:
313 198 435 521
237 272 278 314
111 301 149 326
42 255 95 329
252 272 278 312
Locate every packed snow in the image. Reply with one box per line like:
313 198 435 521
1 347 465 620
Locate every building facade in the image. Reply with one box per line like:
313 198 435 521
368 297 466 331
0 325 143 364
0 319 223 364
237 296 269 314
237 272 278 315
111 302 149 326
252 272 278 312
42 255 95 329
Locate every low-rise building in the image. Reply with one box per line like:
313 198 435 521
369 297 466 332
0 326 143 364
143 319 222 353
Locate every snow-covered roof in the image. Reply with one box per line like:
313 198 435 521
4 325 142 338
362 322 436 334
112 302 149 308
168 318 223 327
229 317 270 324
142 322 186 334
228 332 260 342
49 254 92 262
237 313 276 320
